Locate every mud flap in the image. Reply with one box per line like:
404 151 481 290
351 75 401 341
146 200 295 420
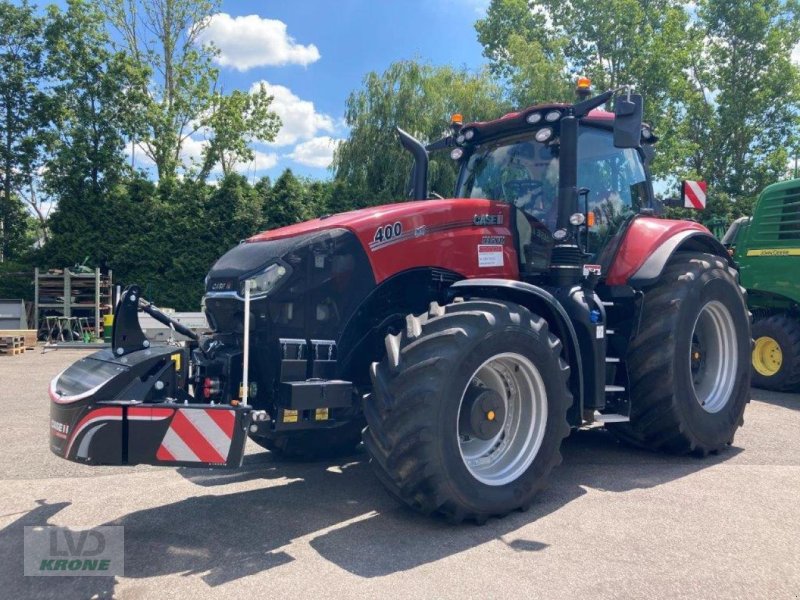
51 401 251 468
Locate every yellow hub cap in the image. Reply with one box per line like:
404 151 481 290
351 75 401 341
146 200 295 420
753 336 782 376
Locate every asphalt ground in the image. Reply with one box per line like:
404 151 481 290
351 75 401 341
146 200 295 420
0 348 798 599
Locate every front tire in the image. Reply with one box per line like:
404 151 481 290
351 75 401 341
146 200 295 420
751 315 800 391
610 252 751 455
363 300 571 523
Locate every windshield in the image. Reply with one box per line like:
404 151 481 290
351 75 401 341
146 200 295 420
458 127 648 236
459 136 560 230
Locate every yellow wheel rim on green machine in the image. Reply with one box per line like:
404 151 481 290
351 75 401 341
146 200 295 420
752 336 783 376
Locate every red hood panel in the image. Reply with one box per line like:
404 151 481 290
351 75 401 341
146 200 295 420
249 198 519 283
249 199 480 242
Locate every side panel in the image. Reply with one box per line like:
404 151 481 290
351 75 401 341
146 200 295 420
605 217 712 286
346 200 518 283
735 178 800 306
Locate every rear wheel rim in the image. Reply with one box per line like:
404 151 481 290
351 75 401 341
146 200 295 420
689 300 738 413
752 336 782 376
457 352 548 486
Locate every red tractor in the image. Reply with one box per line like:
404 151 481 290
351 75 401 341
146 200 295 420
49 83 751 523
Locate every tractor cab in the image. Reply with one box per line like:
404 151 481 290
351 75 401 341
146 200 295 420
455 121 653 276
408 79 657 287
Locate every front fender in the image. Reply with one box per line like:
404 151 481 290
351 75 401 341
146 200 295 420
606 217 733 288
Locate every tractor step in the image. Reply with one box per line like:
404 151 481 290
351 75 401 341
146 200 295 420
593 411 630 423
605 357 620 363
605 384 625 393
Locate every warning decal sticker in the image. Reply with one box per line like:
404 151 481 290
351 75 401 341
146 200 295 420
478 245 504 268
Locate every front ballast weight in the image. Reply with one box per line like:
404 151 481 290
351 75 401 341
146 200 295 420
48 285 253 468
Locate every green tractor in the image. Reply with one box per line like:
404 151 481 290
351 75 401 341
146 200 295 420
722 178 800 391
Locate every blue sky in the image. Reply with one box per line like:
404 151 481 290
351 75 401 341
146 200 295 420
173 0 491 181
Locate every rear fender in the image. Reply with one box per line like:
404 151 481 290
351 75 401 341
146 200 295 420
606 217 734 288
448 279 584 426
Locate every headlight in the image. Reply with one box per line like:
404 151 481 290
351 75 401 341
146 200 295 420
535 127 553 142
242 263 289 298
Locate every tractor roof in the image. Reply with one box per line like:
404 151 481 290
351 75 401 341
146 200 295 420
461 102 614 140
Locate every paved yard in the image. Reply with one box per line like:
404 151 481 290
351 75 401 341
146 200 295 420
1 349 798 599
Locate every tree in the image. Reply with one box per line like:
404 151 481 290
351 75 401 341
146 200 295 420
476 0 694 175
475 0 571 106
263 169 315 229
42 0 148 258
332 60 509 205
684 0 800 203
197 84 281 180
0 0 46 260
98 0 220 181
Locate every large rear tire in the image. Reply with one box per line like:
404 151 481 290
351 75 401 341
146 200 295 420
751 315 800 391
610 252 751 455
363 300 571 523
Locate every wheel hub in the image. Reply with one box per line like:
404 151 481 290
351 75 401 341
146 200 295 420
460 385 505 440
753 336 782 376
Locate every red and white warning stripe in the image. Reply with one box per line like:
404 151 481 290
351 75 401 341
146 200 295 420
156 408 236 464
683 180 707 209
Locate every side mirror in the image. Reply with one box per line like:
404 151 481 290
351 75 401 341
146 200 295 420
613 93 643 148
681 180 707 210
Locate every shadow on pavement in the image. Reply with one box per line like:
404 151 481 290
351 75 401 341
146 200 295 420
0 500 117 599
0 428 743 593
751 387 800 412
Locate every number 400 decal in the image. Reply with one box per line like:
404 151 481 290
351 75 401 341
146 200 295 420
373 222 403 243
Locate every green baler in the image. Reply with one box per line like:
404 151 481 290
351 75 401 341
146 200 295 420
723 178 800 390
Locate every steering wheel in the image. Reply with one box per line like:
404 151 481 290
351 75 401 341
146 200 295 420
502 179 543 208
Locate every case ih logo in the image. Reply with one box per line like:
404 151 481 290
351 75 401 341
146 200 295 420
210 281 232 291
473 214 504 226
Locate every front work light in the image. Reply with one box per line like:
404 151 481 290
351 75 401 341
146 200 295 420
535 128 553 142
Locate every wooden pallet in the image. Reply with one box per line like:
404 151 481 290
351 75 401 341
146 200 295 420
0 329 37 349
0 336 25 356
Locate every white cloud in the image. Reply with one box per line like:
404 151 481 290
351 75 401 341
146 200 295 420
180 136 208 165
287 136 341 168
197 13 320 71
792 42 800 65
237 149 279 173
250 80 335 146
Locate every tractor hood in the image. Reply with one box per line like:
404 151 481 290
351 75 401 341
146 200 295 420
248 200 435 243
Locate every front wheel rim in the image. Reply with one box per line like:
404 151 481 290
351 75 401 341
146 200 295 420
689 300 739 413
457 352 548 486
